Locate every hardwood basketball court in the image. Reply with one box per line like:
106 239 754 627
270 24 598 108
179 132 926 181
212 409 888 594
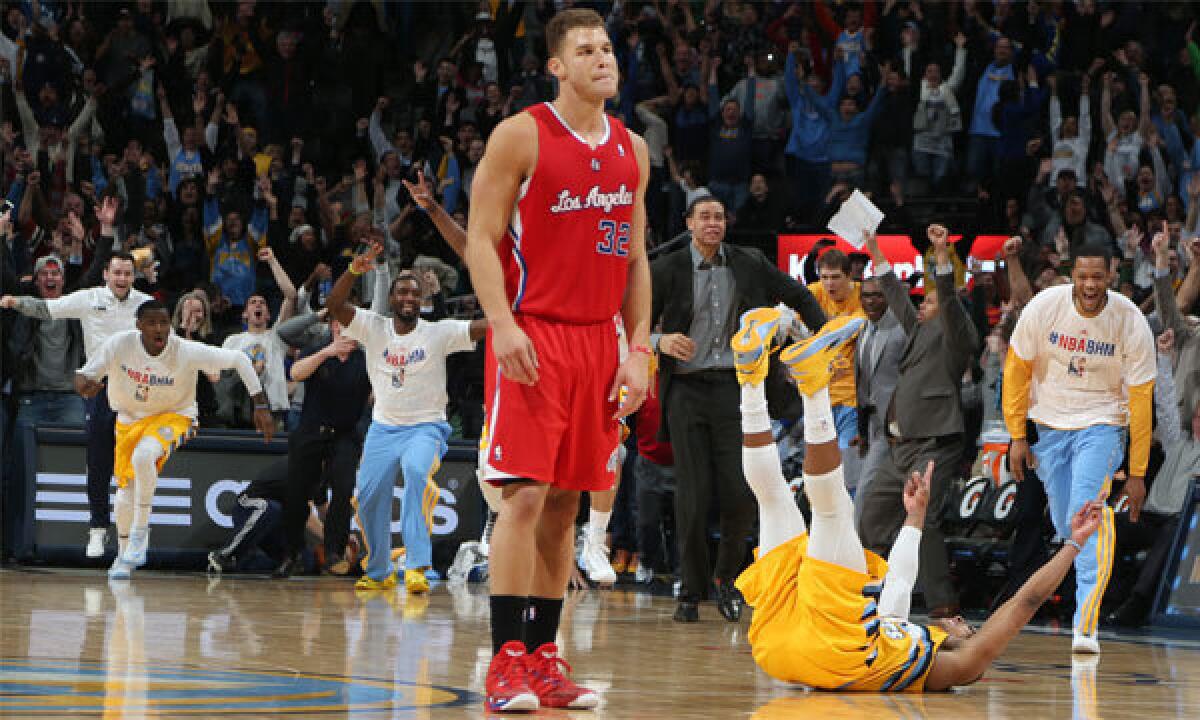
1 567 1197 718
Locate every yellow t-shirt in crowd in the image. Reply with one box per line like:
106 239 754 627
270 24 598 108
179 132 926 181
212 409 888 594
808 281 865 407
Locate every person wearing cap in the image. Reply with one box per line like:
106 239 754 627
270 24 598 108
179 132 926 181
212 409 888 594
0 197 150 559
4 253 86 555
650 193 827 623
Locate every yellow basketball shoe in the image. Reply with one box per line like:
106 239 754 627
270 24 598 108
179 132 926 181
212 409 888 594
405 568 430 594
355 572 398 593
732 307 787 386
780 316 866 396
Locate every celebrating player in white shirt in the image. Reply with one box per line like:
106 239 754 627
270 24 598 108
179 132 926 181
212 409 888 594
75 300 274 579
326 242 487 595
1 199 151 557
1003 242 1155 654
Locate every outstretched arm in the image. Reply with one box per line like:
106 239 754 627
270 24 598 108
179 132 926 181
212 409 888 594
925 502 1104 690
878 463 933 620
403 168 466 258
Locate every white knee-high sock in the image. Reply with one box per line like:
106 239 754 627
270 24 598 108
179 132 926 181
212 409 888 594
130 438 163 530
801 387 836 445
879 525 922 620
743 444 806 555
114 486 134 553
740 382 771 435
804 465 866 573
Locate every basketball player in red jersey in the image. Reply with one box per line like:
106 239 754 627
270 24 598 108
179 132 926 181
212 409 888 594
463 8 652 714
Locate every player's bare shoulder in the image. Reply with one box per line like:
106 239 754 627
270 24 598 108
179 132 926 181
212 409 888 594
482 112 539 174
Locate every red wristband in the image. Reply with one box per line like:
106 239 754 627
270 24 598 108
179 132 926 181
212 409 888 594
630 344 653 356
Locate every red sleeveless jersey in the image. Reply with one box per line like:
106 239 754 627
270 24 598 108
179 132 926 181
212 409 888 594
500 102 640 324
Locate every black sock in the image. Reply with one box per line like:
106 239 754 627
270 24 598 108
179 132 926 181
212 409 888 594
524 596 564 652
490 595 528 654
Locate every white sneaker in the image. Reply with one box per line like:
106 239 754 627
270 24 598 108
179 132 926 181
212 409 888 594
635 563 654 584
580 532 616 585
447 541 482 583
108 557 131 580
1072 632 1100 654
122 528 150 568
86 528 107 558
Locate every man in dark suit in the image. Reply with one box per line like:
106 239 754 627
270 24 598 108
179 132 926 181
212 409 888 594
650 194 826 623
857 225 979 617
851 275 908 524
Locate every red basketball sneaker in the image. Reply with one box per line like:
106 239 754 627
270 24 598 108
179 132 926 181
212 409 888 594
525 643 600 709
485 641 539 712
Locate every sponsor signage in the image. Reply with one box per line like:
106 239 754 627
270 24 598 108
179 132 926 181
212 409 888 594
23 428 482 567
777 234 1013 288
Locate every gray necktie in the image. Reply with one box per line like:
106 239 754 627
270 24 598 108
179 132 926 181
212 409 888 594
859 321 877 374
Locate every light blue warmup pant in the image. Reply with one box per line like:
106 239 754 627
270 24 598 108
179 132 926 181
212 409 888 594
356 421 450 582
1032 423 1123 636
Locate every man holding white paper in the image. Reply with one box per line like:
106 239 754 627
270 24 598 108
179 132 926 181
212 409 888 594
856 225 980 618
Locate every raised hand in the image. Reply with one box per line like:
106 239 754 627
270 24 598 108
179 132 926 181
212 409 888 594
902 460 933 518
96 196 119 227
66 212 85 240
1151 220 1170 257
401 168 436 210
927 223 950 256
349 241 383 274
421 268 440 295
257 247 276 263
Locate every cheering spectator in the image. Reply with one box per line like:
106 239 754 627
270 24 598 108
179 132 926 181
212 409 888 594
911 33 968 192
967 36 1017 191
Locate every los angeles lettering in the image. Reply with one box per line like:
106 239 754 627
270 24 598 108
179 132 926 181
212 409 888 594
550 185 634 214
1046 331 1116 357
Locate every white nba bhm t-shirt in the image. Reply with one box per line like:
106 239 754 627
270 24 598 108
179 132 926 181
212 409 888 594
1009 284 1155 430
343 309 475 426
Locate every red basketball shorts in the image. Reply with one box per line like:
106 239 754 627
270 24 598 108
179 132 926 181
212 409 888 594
483 314 621 492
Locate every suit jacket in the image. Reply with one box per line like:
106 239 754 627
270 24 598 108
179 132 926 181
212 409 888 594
880 268 980 439
854 308 907 439
650 243 827 439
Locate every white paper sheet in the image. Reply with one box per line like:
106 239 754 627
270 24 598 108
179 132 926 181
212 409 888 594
826 189 884 249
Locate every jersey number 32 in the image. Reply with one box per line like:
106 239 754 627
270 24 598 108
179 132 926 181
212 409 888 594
597 220 631 257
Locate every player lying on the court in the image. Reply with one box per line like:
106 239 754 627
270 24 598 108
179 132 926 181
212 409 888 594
75 300 274 579
731 307 1106 692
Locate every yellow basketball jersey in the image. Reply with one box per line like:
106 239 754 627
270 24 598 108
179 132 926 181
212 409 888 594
737 534 948 693
807 282 865 408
